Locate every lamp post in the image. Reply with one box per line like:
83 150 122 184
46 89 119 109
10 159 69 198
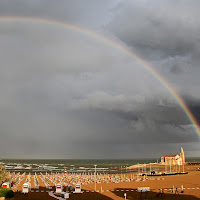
94 165 97 191
150 163 151 175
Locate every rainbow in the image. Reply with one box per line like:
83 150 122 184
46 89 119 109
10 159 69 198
1 16 200 137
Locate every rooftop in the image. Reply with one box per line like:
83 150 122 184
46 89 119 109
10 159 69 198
162 155 177 157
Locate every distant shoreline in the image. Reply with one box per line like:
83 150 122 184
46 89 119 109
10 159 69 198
1 157 200 160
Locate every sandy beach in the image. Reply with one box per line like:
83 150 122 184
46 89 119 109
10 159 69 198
7 164 200 200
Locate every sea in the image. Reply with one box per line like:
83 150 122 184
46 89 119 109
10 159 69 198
1 158 158 168
1 158 200 174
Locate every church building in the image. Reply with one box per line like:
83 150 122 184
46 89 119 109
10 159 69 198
160 147 185 165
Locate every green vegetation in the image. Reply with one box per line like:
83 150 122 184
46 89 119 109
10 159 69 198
0 165 10 184
0 165 13 198
0 187 14 198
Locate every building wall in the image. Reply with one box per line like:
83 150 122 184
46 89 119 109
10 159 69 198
161 156 165 164
161 155 183 165
160 148 185 165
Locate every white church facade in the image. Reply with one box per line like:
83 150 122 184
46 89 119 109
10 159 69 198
160 147 185 165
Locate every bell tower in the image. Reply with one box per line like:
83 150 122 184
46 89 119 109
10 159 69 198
180 147 185 163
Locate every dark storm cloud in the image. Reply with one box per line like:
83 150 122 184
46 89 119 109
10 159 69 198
0 0 199 158
109 0 200 58
108 0 200 101
184 97 200 124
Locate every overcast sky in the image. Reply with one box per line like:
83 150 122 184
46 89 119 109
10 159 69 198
0 0 200 159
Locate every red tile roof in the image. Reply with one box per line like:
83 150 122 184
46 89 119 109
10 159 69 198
162 155 177 157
